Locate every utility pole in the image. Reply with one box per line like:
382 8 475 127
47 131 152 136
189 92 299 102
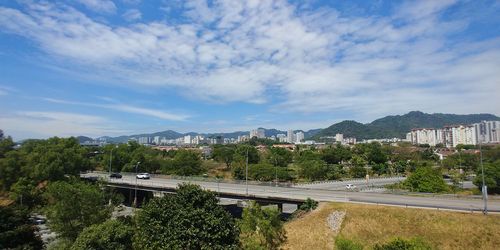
479 134 487 215
134 161 141 209
109 146 114 177
246 148 249 196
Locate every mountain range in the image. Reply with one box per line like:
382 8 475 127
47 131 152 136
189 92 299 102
314 111 500 140
78 111 500 143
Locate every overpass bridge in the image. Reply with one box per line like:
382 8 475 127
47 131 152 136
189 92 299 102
81 172 500 213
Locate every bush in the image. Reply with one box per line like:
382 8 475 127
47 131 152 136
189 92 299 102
373 237 432 250
335 236 364 250
403 166 448 193
299 198 318 212
71 219 134 250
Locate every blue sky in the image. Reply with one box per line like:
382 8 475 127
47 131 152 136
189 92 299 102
0 0 499 140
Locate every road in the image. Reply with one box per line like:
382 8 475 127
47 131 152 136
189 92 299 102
82 173 500 212
293 176 406 190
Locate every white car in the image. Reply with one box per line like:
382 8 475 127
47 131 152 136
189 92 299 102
345 184 356 190
136 173 150 179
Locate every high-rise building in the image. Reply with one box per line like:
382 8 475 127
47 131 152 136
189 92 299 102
410 128 437 146
474 121 500 143
250 128 266 139
184 135 192 144
153 136 160 145
335 133 343 143
287 130 294 143
295 131 304 143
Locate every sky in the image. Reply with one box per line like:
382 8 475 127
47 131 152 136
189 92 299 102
0 0 499 140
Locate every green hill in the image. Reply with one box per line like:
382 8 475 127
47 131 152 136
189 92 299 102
314 111 500 140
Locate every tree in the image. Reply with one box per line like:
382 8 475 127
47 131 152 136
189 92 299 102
212 145 235 169
0 205 43 250
366 142 387 164
22 137 91 182
473 161 500 194
267 147 293 167
298 160 328 181
9 177 41 209
161 149 203 175
248 163 291 182
134 184 239 249
321 144 352 164
404 166 448 193
235 144 260 164
44 180 113 240
240 201 286 250
71 219 134 250
0 150 27 191
0 136 14 158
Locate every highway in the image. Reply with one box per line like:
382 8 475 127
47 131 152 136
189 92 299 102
82 173 500 212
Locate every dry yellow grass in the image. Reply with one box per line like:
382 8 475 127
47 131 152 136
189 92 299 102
284 202 500 250
283 203 336 249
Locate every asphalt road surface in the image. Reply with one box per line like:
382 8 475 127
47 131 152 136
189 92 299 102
82 173 500 212
293 176 406 190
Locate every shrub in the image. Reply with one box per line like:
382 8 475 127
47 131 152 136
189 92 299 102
373 237 432 250
335 236 364 250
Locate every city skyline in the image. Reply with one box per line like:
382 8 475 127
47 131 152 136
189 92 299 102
1 0 499 140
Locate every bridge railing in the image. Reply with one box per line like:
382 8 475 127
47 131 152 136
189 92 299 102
85 170 296 187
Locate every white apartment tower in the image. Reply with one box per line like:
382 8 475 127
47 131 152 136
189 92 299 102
335 133 344 143
295 131 304 143
474 121 500 143
287 130 294 143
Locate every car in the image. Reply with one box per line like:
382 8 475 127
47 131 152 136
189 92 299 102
136 173 150 179
345 184 356 190
109 172 122 179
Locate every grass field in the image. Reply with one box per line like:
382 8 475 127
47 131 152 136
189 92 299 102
283 202 500 250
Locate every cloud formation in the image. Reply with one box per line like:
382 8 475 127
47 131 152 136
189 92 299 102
122 8 141 21
0 111 124 138
43 98 190 121
76 0 116 13
0 0 499 120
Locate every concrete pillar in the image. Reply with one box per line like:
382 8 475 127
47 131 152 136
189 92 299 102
277 203 283 212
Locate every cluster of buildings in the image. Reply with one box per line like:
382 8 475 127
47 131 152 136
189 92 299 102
248 128 305 144
319 133 357 145
133 135 233 146
407 121 500 148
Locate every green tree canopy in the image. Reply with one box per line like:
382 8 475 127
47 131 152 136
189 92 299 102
134 183 239 250
404 166 448 193
71 219 134 250
239 201 286 250
44 180 113 240
212 145 236 169
473 161 500 194
0 205 43 250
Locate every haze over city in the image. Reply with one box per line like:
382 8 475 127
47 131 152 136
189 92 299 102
1 0 499 140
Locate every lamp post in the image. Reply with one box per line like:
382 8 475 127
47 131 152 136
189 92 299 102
109 145 118 177
479 134 487 215
134 161 141 208
274 156 278 187
245 148 249 196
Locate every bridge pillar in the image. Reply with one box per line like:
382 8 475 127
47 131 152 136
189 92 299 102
277 203 283 212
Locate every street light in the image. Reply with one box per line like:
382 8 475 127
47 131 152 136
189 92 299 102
479 134 487 215
134 161 141 208
109 145 118 177
245 148 249 196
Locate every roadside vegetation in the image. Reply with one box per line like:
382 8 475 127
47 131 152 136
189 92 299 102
284 202 500 250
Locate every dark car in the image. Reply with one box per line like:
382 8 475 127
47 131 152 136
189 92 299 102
109 173 122 179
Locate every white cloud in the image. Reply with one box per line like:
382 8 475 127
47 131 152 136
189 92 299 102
0 0 499 120
0 111 125 139
76 0 116 13
122 8 141 21
43 97 190 121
